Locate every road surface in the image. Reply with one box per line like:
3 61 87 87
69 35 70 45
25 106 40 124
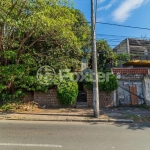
0 120 150 150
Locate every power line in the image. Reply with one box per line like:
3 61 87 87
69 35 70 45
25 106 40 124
86 21 150 31
96 34 150 39
96 22 150 31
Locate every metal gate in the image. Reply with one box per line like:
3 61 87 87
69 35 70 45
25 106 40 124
117 80 144 106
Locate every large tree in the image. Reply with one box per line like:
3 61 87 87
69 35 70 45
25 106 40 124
92 40 129 70
0 0 90 98
0 0 89 67
88 39 115 70
96 39 115 70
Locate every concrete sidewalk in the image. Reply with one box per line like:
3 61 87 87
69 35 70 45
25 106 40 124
0 107 136 123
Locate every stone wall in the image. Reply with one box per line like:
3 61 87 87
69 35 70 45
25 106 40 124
87 90 114 107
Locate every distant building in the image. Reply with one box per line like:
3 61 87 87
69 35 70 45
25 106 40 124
113 38 150 67
112 38 150 106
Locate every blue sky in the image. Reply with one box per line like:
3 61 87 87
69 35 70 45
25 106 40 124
73 0 150 48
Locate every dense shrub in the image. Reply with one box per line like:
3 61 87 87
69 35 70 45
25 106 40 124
99 74 118 93
57 81 78 106
0 64 51 104
83 70 118 93
82 74 93 90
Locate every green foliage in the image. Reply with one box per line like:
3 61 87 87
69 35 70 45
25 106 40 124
0 84 6 93
0 0 90 104
72 9 91 50
0 90 24 104
57 81 78 106
89 40 131 69
88 40 114 70
0 100 22 112
116 53 130 65
2 50 17 61
0 104 11 111
137 104 150 110
97 40 115 70
99 74 118 93
82 74 93 90
83 70 118 93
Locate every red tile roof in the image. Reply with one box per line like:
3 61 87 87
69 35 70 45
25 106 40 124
112 68 149 75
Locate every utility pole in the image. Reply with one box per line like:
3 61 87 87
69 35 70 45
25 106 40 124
91 0 99 118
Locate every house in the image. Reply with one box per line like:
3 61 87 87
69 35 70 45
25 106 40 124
113 38 150 106
113 38 150 67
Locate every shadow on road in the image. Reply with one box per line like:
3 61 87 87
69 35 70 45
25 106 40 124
115 122 150 130
84 121 150 130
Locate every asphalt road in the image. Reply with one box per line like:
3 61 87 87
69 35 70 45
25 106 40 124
0 121 150 150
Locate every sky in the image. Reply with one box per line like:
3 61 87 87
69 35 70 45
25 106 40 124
73 0 150 48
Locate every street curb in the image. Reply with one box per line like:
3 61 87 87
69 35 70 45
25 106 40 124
0 117 134 123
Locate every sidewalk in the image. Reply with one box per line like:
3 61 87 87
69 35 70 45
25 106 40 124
2 107 147 123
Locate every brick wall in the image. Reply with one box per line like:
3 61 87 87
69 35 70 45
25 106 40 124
34 89 60 107
23 89 113 108
86 90 93 107
34 89 76 108
23 92 34 103
86 90 114 107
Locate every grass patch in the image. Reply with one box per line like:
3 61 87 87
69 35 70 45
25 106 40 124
0 101 39 112
0 102 22 112
136 104 150 110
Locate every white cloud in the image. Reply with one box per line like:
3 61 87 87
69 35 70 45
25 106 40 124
98 0 106 4
112 0 147 23
98 0 117 11
96 17 103 22
144 0 150 3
